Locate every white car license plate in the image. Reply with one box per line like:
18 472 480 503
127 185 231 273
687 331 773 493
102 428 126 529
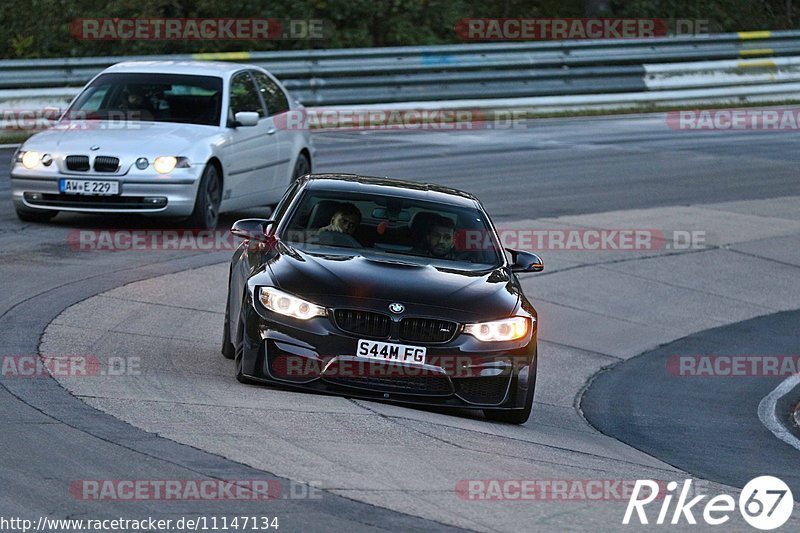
357 339 426 365
59 179 119 195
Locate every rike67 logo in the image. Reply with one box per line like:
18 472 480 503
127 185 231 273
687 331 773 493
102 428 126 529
624 476 794 530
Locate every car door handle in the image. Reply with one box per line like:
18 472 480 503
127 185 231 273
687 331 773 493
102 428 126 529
266 128 277 135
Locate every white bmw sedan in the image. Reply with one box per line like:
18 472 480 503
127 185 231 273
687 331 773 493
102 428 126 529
10 60 313 228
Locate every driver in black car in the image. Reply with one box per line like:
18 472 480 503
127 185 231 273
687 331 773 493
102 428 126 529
318 203 362 236
314 202 362 246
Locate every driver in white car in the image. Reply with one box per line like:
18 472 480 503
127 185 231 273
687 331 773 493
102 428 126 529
118 87 154 120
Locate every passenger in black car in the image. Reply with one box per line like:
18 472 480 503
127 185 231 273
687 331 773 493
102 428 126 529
421 215 457 258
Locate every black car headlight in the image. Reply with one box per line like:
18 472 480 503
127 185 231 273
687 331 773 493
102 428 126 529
257 287 326 320
464 316 531 342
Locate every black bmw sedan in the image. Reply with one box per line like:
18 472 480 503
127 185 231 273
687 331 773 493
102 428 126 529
222 174 543 423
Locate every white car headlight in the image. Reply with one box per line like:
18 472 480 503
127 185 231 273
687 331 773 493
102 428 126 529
258 287 326 320
464 316 531 342
153 156 190 174
21 151 41 169
153 156 177 174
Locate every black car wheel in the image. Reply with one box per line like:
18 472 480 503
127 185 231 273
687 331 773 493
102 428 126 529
15 207 58 223
234 300 256 384
483 359 536 424
221 294 235 360
187 164 221 229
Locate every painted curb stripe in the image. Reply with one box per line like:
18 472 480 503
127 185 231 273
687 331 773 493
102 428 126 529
757 373 800 452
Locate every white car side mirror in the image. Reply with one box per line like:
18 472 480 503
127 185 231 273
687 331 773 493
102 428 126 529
234 111 260 127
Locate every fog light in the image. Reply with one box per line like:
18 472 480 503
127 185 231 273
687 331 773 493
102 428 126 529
25 192 42 201
143 197 167 206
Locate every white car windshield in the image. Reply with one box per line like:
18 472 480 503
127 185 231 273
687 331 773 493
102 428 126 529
64 72 223 126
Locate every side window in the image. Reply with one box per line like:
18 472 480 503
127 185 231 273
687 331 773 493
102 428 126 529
229 72 265 118
253 72 290 116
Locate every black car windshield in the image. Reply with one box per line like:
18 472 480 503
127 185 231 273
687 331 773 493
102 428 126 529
280 190 504 270
64 72 223 126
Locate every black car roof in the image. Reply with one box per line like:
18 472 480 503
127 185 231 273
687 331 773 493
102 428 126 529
299 174 481 208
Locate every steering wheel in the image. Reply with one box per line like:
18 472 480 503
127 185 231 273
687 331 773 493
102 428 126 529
317 230 362 248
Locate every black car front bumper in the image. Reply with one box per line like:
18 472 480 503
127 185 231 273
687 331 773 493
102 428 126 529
238 296 537 412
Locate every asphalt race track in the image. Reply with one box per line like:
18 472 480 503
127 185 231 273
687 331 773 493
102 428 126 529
2 113 800 531
583 309 800 492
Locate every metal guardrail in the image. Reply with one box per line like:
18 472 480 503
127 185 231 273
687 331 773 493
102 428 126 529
1 30 800 107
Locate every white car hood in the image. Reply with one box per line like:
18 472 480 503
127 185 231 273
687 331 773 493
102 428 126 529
26 121 218 156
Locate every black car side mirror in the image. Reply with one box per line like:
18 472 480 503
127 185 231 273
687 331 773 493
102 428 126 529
507 249 544 273
231 218 274 242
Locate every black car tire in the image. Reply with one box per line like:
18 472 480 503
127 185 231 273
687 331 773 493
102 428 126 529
221 295 235 360
186 164 221 229
234 299 257 384
484 360 536 424
15 207 58 222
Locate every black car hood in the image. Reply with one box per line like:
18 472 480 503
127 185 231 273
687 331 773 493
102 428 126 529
265 247 520 321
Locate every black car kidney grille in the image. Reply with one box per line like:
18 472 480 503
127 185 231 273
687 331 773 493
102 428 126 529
400 317 458 343
65 155 90 171
93 156 120 173
334 309 391 338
